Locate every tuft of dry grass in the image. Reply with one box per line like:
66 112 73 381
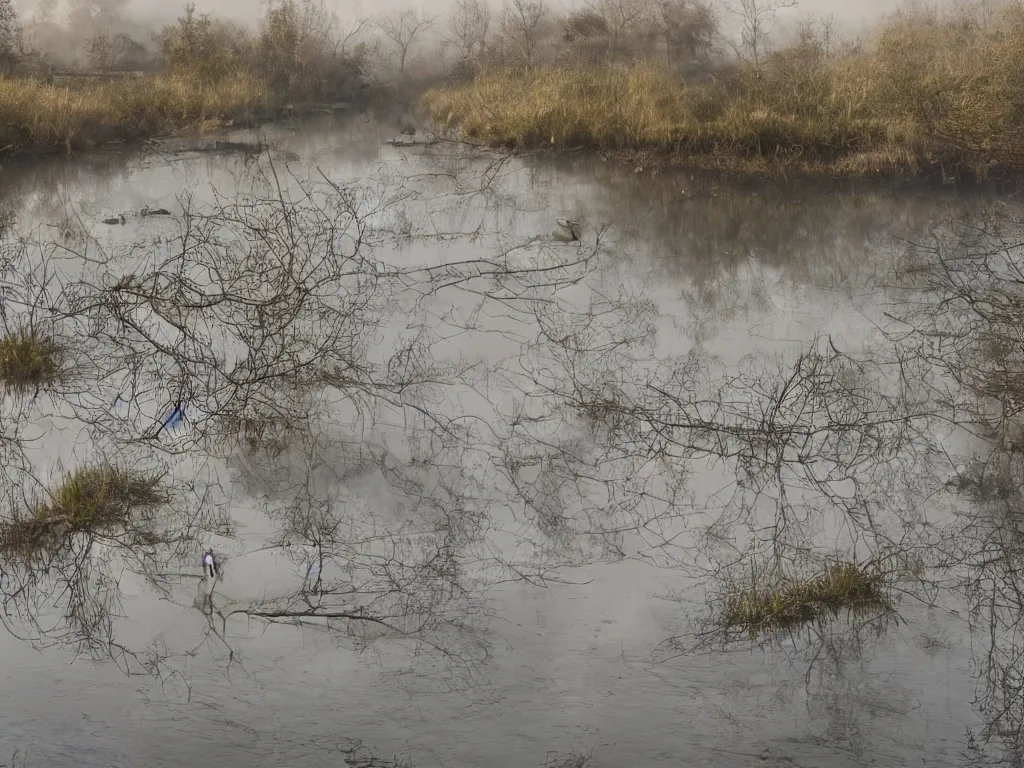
421 4 1024 180
0 73 269 157
723 562 891 639
0 466 167 561
0 327 67 394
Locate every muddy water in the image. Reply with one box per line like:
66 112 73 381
0 115 1007 767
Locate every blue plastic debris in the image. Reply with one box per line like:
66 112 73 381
163 403 186 431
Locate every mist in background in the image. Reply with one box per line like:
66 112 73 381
7 0 957 48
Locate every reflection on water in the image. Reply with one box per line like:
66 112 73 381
0 113 1009 767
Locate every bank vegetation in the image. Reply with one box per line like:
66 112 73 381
0 0 375 157
423 0 1024 182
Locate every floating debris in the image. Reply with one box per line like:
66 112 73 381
385 136 440 147
213 140 265 153
162 403 186 433
555 218 581 242
100 206 174 225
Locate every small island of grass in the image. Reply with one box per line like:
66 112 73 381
0 465 167 562
723 561 891 639
0 327 67 394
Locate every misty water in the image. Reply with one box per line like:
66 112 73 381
0 115 1009 767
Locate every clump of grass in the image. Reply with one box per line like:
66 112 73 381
723 562 890 640
421 4 1024 180
0 73 269 158
0 327 67 394
0 466 167 561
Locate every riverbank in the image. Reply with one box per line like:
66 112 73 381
420 7 1024 185
421 66 1024 184
0 73 275 158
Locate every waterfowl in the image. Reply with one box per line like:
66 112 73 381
202 549 219 579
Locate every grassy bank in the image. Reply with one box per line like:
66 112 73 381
421 6 1024 181
0 73 271 157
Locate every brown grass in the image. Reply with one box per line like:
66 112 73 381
723 562 891 639
0 73 269 157
0 465 167 561
0 327 67 393
421 4 1024 180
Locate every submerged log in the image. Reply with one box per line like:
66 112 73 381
100 207 174 224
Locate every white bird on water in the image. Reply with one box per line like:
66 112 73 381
202 549 219 579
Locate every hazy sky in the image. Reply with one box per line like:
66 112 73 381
14 0 948 37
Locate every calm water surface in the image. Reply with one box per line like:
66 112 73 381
0 115 1007 767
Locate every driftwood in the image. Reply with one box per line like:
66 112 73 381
386 136 440 147
100 206 173 225
179 141 300 162
213 140 264 153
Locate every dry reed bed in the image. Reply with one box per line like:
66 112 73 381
0 73 269 156
422 6 1024 179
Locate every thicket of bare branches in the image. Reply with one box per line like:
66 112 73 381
6 122 1024 763
0 148 977 679
880 209 1024 764
6 0 794 96
0 150 611 685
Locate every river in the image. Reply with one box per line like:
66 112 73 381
0 114 1009 767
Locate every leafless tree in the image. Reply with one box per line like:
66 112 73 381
376 7 436 75
0 0 21 73
721 0 796 66
66 0 130 37
499 0 548 69
585 0 648 54
880 208 1024 763
335 10 375 58
653 0 718 70
445 0 491 62
0 153 606 684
